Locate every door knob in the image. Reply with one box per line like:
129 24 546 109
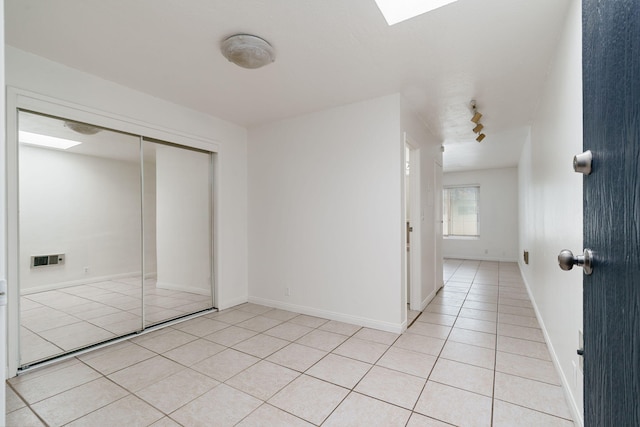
558 249 594 275
573 150 592 175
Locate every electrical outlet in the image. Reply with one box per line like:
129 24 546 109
84 266 89 274
285 287 290 296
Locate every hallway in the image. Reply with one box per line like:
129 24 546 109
6 261 574 426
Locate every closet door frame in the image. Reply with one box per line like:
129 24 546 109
6 87 220 376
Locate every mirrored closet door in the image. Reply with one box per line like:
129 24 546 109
16 110 214 368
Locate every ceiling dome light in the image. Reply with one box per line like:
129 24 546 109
64 120 101 135
221 34 275 69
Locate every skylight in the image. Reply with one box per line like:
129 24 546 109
19 131 82 150
374 0 459 25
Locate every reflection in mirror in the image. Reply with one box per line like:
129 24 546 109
18 111 143 366
142 140 213 326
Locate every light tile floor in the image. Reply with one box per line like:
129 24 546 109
6 260 575 426
20 278 213 366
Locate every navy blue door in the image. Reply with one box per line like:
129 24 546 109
582 0 640 425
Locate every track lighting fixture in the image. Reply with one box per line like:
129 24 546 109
470 100 486 142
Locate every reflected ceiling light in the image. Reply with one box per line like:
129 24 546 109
64 120 101 135
221 34 275 69
472 123 484 134
19 131 82 150
476 133 486 143
374 0 460 25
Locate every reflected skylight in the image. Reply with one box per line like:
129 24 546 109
19 131 82 150
374 0 459 25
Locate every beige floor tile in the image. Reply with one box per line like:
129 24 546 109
136 369 219 413
393 333 445 356
232 334 290 358
424 304 460 316
497 335 551 360
459 307 498 322
173 317 229 337
268 375 349 425
414 381 492 427
306 353 371 389
5 406 46 427
430 296 464 308
171 384 262 427
406 412 453 427
448 327 496 349
19 329 64 364
318 320 362 336
261 309 301 321
323 392 411 426
236 403 314 426
203 325 257 347
192 349 260 381
6 385 26 413
494 372 573 419
107 356 184 392
22 310 81 333
493 400 575 426
332 337 389 364
462 301 498 312
236 303 274 315
236 315 283 332
132 329 198 353
355 366 425 409
149 417 182 427
215 310 258 325
499 297 534 308
440 340 495 370
375 346 437 379
162 338 225 366
12 361 101 404
465 293 498 304
454 317 497 334
295 329 348 351
499 305 537 317
353 327 400 345
498 313 541 329
65 395 163 427
430 358 494 396
88 310 140 328
417 312 457 326
263 322 313 341
266 342 327 372
79 342 156 375
31 378 128 426
406 322 451 339
226 360 300 400
288 314 329 328
496 351 561 385
498 323 545 343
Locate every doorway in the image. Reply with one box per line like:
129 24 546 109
12 109 215 370
404 138 421 320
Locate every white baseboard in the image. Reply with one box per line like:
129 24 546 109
156 281 210 296
518 264 584 427
443 254 518 263
421 288 438 311
248 296 404 334
21 271 141 295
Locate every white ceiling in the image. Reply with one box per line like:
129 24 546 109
5 0 571 172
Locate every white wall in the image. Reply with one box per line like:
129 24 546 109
248 95 405 331
518 0 584 423
247 94 440 331
442 167 519 262
19 147 144 291
5 46 249 309
1 0 7 419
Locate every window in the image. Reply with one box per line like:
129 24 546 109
443 186 479 237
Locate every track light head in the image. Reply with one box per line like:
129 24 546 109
476 133 486 143
472 123 484 134
471 112 482 124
